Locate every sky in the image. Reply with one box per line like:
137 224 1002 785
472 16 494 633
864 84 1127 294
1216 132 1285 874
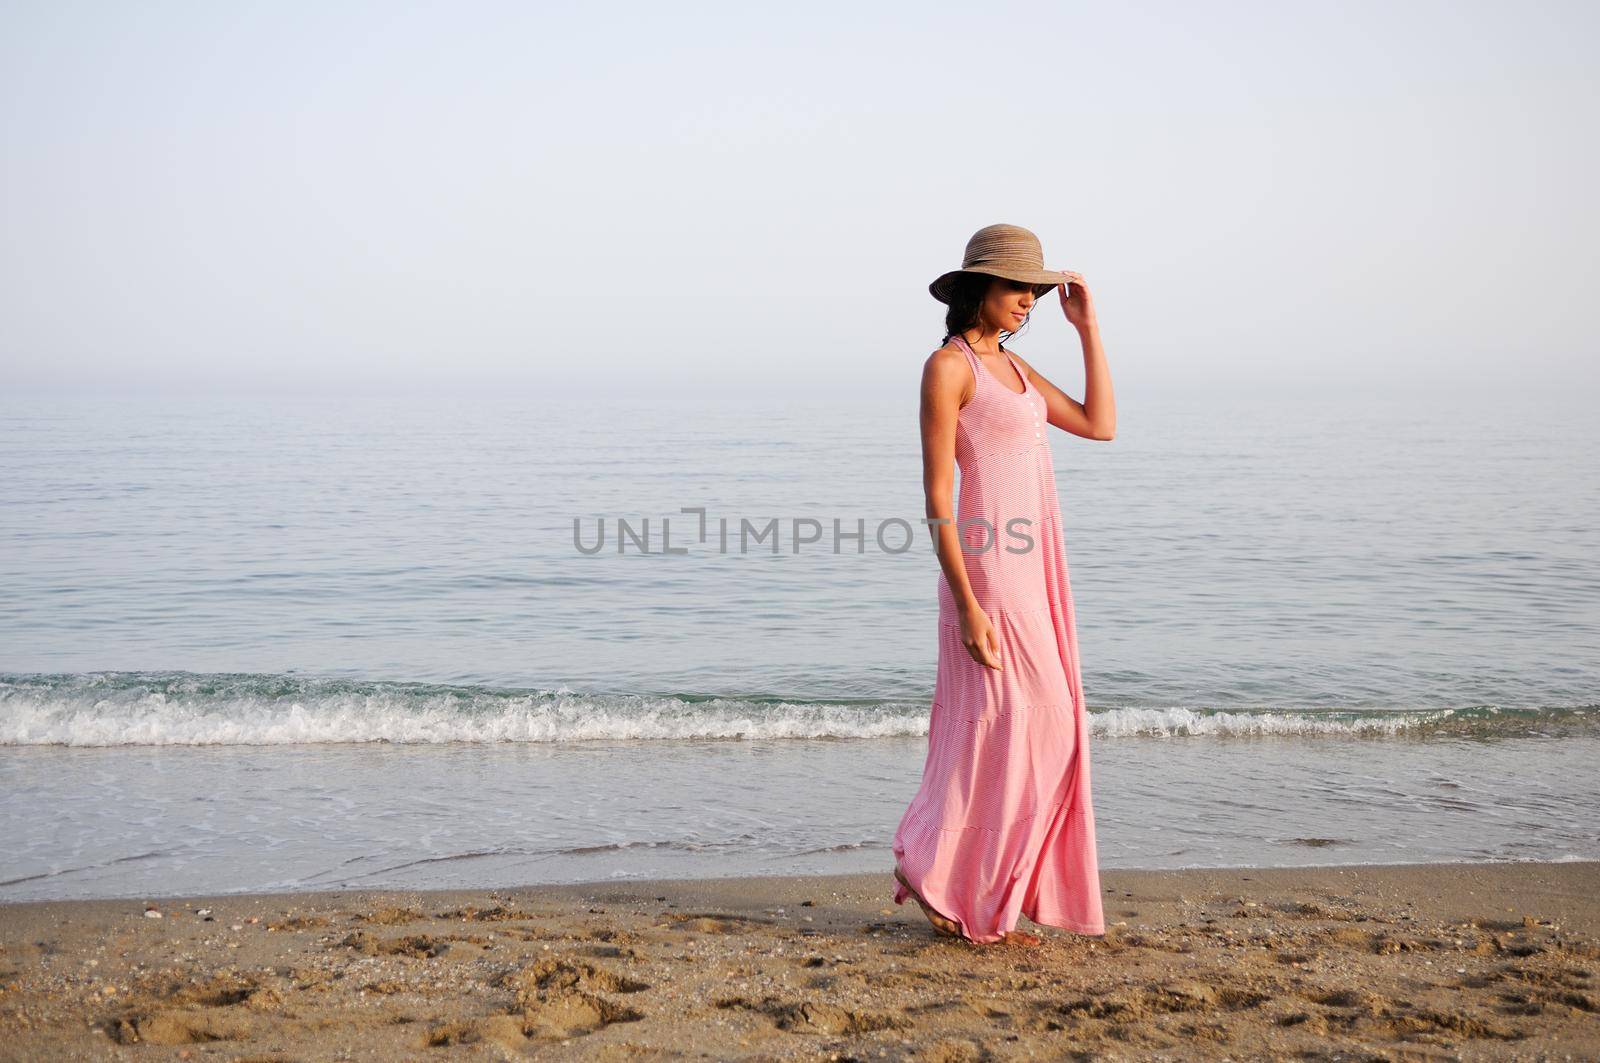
1 0 1595 401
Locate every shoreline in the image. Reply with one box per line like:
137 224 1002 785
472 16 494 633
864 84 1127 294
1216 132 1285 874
2 860 1595 1058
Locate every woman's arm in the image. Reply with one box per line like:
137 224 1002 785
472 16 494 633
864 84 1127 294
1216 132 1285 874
1011 273 1116 441
920 347 1004 670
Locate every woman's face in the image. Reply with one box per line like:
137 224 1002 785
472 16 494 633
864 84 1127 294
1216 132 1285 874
983 277 1038 331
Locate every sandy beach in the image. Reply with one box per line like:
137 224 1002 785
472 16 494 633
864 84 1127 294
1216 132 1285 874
0 861 1593 1060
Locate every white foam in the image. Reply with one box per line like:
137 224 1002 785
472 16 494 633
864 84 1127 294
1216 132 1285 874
0 674 1588 747
1087 705 1458 738
0 679 927 746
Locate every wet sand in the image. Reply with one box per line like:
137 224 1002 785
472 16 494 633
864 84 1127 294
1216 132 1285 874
0 860 1595 1060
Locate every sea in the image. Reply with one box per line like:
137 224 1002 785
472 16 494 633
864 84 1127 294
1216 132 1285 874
2 388 1596 903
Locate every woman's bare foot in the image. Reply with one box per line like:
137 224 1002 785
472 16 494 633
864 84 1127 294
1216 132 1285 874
998 929 1043 947
893 866 961 938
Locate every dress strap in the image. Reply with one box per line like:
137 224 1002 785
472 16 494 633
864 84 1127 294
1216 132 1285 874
950 334 985 394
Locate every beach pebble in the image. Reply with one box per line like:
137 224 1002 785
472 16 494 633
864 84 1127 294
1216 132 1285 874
144 910 162 919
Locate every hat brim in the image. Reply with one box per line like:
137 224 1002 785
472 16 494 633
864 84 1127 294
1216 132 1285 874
929 267 1063 305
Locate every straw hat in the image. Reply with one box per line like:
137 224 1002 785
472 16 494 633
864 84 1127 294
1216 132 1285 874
929 223 1064 304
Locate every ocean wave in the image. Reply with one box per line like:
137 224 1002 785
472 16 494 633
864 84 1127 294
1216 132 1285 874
0 672 1593 747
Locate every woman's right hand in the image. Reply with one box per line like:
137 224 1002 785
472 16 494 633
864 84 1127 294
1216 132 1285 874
959 604 1004 671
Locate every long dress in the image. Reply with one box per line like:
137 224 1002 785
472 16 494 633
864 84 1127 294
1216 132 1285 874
890 334 1106 942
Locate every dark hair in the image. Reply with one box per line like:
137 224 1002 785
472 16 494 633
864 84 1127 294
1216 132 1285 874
941 272 1034 350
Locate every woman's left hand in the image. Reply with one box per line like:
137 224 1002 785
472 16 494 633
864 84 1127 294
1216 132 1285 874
1055 270 1097 331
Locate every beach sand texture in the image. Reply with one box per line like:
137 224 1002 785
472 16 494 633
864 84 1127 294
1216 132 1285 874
0 861 1595 1060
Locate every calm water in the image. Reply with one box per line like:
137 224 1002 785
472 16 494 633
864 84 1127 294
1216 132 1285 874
2 390 1597 901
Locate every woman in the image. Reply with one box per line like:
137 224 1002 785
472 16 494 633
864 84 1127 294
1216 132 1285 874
890 223 1116 946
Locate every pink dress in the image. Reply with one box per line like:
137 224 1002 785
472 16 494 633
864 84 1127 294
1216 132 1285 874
890 334 1106 942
